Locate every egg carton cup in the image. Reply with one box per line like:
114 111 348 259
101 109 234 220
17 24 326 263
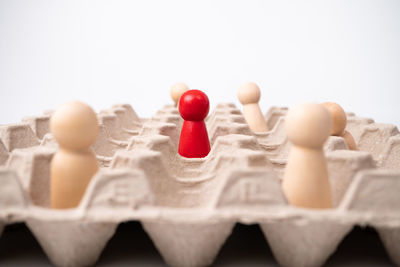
0 103 399 267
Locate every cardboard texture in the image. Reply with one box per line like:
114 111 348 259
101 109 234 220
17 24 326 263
0 103 400 267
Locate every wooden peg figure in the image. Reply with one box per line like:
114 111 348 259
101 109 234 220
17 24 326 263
237 82 268 132
282 103 333 209
178 90 211 158
170 83 189 107
50 101 99 209
322 102 357 150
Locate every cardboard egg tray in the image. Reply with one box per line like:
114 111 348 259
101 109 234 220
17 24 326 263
1 103 400 267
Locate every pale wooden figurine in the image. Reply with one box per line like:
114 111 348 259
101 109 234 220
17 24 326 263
322 102 357 150
282 103 333 209
50 101 99 209
170 83 189 107
237 82 268 132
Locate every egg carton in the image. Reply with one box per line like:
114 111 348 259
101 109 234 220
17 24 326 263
0 103 400 267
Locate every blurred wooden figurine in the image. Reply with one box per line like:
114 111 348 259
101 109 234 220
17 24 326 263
322 102 357 150
237 82 268 132
282 103 333 209
50 101 99 209
170 83 189 107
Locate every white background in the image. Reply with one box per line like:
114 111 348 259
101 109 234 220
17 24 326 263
1 0 399 126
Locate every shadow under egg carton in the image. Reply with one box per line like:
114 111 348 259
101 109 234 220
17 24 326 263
0 141 400 267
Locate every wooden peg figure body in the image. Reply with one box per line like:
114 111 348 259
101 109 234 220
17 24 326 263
322 102 357 150
237 82 268 132
282 103 333 209
178 90 211 158
50 101 99 209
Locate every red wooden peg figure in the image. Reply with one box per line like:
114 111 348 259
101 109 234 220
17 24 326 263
178 90 211 158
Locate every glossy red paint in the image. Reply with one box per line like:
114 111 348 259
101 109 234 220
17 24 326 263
178 90 211 158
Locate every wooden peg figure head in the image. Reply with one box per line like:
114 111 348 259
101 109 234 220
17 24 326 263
286 103 332 149
237 82 261 105
322 102 347 136
170 83 189 107
50 101 98 150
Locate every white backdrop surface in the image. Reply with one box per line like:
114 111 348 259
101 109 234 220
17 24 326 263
0 0 399 126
